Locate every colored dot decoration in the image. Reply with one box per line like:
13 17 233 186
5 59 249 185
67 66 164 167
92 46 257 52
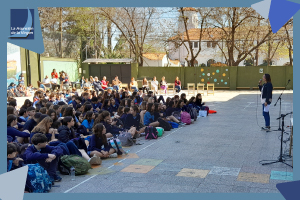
212 72 215 75
207 82 210 84
207 73 210 76
214 79 217 82
216 70 220 73
221 79 224 82
225 82 227 85
202 73 205 76
201 68 204 72
226 69 228 71
222 73 226 77
201 79 204 82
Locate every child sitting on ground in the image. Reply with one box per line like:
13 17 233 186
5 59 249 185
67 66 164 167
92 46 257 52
24 133 63 182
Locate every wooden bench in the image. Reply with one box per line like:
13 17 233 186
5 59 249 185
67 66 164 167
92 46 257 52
207 83 214 96
187 83 195 96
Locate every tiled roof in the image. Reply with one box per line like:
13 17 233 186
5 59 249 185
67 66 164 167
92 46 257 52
169 59 180 65
143 53 166 60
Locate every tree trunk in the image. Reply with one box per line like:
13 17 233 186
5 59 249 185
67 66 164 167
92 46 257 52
107 21 112 53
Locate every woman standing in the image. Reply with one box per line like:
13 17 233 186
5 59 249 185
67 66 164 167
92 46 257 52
51 69 59 79
259 74 273 132
174 76 181 93
160 76 167 94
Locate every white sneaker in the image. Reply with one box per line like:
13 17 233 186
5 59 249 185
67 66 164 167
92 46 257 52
109 153 118 158
88 154 102 165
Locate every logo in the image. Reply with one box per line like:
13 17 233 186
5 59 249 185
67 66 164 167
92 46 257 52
9 8 34 39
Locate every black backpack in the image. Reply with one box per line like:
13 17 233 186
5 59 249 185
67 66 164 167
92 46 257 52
145 126 158 139
158 117 172 131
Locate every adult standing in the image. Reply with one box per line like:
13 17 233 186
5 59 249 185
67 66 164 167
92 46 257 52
93 76 104 95
259 74 273 132
51 69 59 79
112 75 122 92
160 76 167 94
174 76 181 93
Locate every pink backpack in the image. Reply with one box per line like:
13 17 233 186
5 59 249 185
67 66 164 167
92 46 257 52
181 111 191 125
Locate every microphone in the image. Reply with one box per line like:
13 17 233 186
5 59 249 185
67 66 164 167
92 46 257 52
288 79 291 83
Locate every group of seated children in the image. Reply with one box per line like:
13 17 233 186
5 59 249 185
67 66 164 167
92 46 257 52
7 82 209 192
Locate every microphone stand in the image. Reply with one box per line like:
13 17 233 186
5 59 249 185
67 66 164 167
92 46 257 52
273 80 290 131
259 112 293 168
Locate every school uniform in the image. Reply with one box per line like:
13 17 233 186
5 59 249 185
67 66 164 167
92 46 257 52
24 145 63 179
87 134 112 154
92 102 102 110
110 104 119 115
119 113 128 124
81 119 94 130
166 107 176 117
124 113 140 130
102 121 123 136
7 126 30 142
143 111 154 126
57 125 82 156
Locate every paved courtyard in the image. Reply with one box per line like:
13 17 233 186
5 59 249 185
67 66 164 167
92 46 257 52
16 90 294 193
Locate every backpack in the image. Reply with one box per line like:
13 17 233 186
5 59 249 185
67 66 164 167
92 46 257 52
59 155 91 175
76 125 88 136
145 126 158 139
156 127 164 137
118 132 135 146
172 111 181 121
181 111 191 125
168 121 179 128
157 117 172 131
190 108 198 121
26 163 52 193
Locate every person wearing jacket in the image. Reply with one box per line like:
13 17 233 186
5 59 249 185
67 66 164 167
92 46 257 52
58 116 100 165
24 133 63 182
259 74 273 132
7 114 30 143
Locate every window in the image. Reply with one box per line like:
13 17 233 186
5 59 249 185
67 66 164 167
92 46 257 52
207 42 211 48
194 42 199 48
212 41 218 48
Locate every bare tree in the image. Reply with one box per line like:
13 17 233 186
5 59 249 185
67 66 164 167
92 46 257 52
207 7 273 66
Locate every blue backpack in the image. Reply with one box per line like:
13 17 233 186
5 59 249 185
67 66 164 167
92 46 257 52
26 163 52 193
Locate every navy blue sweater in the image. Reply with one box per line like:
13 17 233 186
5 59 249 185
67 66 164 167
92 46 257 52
24 145 63 164
23 119 37 132
7 126 30 141
124 113 140 130
110 104 119 114
87 134 109 152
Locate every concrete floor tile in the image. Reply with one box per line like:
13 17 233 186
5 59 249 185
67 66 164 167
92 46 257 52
237 172 270 184
176 168 210 178
209 166 241 176
121 165 155 173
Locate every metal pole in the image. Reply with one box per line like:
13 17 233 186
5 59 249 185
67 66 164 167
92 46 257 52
60 8 63 58
94 15 97 59
135 35 138 63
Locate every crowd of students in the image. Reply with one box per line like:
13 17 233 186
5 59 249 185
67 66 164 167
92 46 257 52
6 73 209 192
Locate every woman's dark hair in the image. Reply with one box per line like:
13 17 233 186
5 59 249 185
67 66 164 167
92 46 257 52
135 95 141 104
168 100 174 108
180 93 186 100
154 103 160 113
60 105 68 116
7 114 17 126
147 103 154 114
265 74 271 83
84 104 93 113
75 111 82 119
120 99 126 107
76 104 82 110
131 105 139 113
93 123 107 146
8 99 17 107
122 91 128 99
124 107 130 114
102 99 110 109
39 107 47 114
117 106 124 116
7 106 15 116
39 114 49 122
187 97 196 105
62 116 73 126
47 109 57 121
46 102 53 110
127 99 132 107
84 111 94 123
22 99 32 109
91 97 98 103
115 93 120 101
63 107 74 117
52 120 62 129
176 100 184 108
94 111 110 126
166 97 171 106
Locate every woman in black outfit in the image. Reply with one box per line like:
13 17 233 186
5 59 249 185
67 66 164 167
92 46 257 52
259 74 273 132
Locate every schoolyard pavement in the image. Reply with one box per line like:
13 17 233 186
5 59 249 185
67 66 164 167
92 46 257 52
15 90 294 193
